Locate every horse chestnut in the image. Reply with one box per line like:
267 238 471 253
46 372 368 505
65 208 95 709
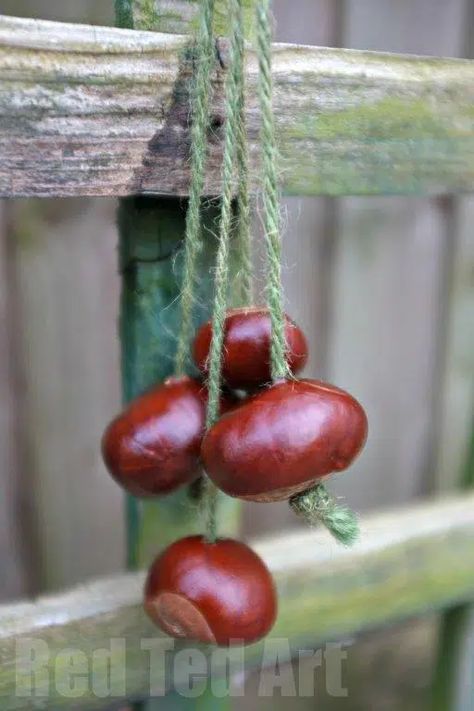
102 376 232 497
201 378 368 502
192 307 308 390
144 535 277 646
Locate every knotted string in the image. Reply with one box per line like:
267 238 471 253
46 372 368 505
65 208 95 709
256 0 359 546
202 0 249 542
174 0 216 376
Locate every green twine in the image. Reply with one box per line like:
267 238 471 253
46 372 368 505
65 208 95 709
175 0 358 547
202 0 248 543
174 0 216 376
256 0 359 546
234 20 253 305
290 485 359 547
256 0 290 381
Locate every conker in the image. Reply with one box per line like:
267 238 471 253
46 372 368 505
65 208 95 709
201 378 368 502
144 535 277 646
102 376 232 497
193 307 308 390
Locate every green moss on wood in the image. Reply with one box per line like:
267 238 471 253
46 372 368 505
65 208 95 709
2 17 474 197
294 98 451 142
137 0 257 37
134 0 160 31
2 496 474 709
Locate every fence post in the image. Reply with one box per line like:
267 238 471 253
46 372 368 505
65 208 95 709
117 198 242 566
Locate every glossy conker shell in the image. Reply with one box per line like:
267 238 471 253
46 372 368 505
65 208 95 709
192 307 308 390
144 535 277 646
201 378 368 502
102 376 232 497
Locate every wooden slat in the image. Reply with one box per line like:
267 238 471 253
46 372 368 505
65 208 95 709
328 5 473 709
328 0 470 512
9 198 125 592
435 196 474 492
327 198 450 510
0 202 32 600
0 15 473 198
1 494 474 709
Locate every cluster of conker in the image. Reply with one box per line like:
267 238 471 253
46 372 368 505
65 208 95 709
102 306 368 646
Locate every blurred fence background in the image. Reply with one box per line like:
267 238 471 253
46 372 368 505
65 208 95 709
0 2 473 705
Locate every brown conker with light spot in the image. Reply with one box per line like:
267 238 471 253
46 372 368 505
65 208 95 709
144 535 277 646
201 378 368 502
101 376 233 497
192 307 308 390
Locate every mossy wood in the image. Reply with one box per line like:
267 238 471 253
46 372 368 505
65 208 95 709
130 0 258 36
1 15 474 198
1 494 474 709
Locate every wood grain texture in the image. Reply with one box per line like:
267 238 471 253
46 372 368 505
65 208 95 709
0 202 31 601
327 197 449 511
1 494 474 709
327 0 471 515
431 6 474 709
0 15 474 198
434 196 474 492
9 198 125 592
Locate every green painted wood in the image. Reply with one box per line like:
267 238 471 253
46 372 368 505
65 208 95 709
117 198 241 566
1 15 474 198
1 494 474 709
132 0 257 36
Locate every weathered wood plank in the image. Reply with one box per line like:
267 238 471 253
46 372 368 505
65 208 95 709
434 196 474 493
0 202 32 600
328 1 470 511
1 494 474 709
9 198 125 592
327 198 450 510
0 0 113 25
0 15 473 198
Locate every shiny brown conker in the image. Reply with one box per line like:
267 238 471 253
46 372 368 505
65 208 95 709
144 535 277 646
192 307 308 390
102 376 232 497
201 378 368 502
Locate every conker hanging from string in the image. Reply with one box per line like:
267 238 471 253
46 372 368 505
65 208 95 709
196 0 368 546
139 0 279 647
193 307 308 390
202 379 368 502
102 377 234 497
145 536 277 646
